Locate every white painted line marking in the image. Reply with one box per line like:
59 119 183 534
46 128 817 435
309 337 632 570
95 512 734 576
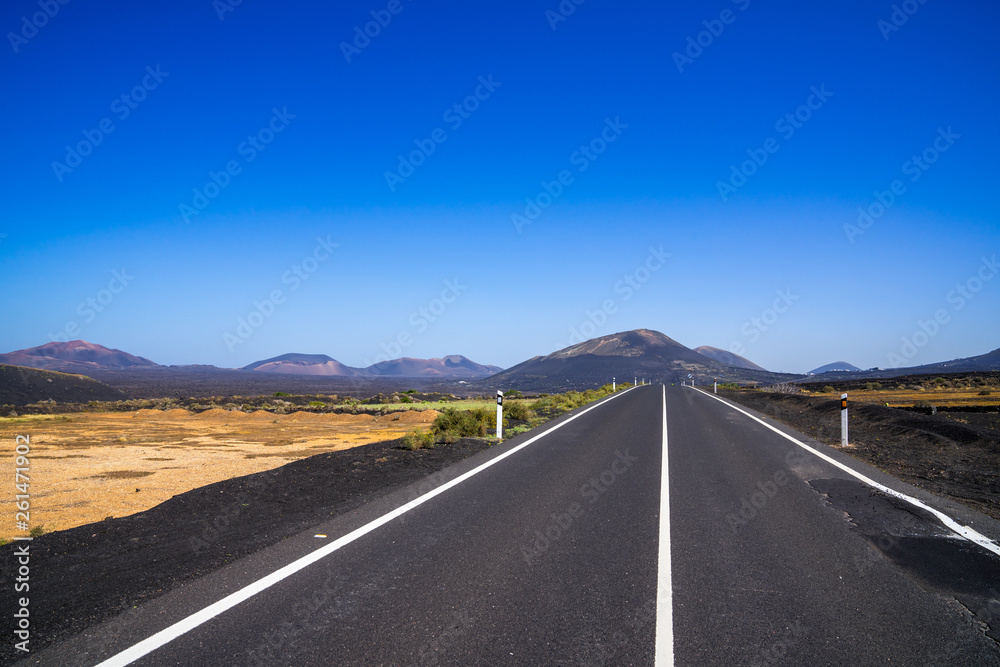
685 386 1000 558
655 384 675 666
95 387 638 667
314 534 327 538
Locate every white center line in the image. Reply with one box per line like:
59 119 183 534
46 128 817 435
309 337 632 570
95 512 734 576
94 387 638 666
655 384 674 666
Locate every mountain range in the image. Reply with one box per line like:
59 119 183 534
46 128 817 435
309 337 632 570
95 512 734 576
1 334 997 395
243 353 502 378
485 329 794 390
0 341 502 378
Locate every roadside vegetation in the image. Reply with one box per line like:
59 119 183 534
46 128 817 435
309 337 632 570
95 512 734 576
402 382 631 449
797 374 1000 409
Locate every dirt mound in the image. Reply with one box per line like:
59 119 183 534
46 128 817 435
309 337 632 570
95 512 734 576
194 408 240 420
245 410 278 421
132 408 163 418
162 408 193 418
375 409 439 425
281 411 327 423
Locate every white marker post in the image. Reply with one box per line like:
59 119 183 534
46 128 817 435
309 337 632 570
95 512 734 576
714 379 718 394
841 393 848 447
496 390 503 439
613 377 616 392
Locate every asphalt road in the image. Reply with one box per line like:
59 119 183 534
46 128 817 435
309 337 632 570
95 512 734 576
20 385 1000 665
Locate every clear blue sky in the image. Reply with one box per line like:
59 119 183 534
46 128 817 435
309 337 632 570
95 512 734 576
2 0 997 374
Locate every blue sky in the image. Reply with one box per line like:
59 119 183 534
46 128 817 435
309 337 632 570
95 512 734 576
1 0 997 374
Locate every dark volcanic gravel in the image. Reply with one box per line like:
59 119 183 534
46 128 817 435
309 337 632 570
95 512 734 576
718 389 1000 522
0 437 491 664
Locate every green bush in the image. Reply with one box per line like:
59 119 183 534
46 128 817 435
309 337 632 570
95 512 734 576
980 389 992 396
821 386 835 393
863 382 882 391
308 401 326 408
432 408 496 440
504 400 533 421
273 392 291 397
402 429 435 450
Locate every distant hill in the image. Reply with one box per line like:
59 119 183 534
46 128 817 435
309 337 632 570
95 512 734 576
694 346 766 371
0 364 128 406
243 353 501 378
483 329 794 391
807 361 860 374
906 347 1000 374
243 353 364 376
366 355 503 377
0 341 159 373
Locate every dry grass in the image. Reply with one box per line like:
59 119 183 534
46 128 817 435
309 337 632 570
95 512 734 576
0 408 438 540
806 387 998 408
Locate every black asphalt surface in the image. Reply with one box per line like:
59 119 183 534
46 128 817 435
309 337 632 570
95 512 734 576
18 385 1000 665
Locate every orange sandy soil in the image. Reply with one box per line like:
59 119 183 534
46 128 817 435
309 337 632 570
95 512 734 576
0 408 437 540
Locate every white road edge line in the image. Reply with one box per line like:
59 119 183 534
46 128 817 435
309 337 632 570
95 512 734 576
655 384 675 666
94 387 638 667
685 386 1000 558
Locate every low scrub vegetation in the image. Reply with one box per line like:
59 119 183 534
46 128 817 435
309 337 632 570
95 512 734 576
406 382 627 449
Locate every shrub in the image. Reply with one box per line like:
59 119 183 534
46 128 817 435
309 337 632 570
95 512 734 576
29 525 46 537
308 401 326 408
399 395 412 404
402 429 435 450
980 389 992 396
863 382 882 391
504 400 533 421
432 408 496 440
273 392 291 397
821 386 835 393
